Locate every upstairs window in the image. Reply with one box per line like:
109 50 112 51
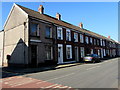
66 29 71 41
94 39 96 45
57 27 63 40
103 40 105 46
74 33 78 42
100 39 103 46
97 39 99 45
85 36 89 44
30 23 40 36
46 26 52 38
80 34 84 43
90 37 93 44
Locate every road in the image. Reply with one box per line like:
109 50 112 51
23 58 119 88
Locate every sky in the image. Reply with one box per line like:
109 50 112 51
1 2 118 41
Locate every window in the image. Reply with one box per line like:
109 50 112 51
94 39 96 45
74 33 78 42
90 37 93 44
66 29 71 41
57 27 63 40
46 26 52 38
91 49 93 54
80 34 84 43
45 46 53 60
30 23 40 36
103 40 105 46
66 45 72 59
97 39 99 45
100 39 103 46
80 47 84 58
85 36 89 44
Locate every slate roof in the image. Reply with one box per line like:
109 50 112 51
17 4 116 42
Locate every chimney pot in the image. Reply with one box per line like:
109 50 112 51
56 13 61 20
108 36 110 39
79 22 83 29
38 5 44 14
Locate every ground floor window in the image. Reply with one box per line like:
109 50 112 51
103 49 106 56
66 45 72 59
80 47 84 58
91 49 93 54
45 46 53 60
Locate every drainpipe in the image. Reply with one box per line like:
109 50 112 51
2 30 5 67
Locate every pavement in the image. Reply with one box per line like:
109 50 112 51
2 62 82 74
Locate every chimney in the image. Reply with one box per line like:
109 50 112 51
108 36 110 39
79 22 83 29
38 5 44 14
56 13 61 20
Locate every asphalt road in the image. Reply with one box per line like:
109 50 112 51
23 58 119 88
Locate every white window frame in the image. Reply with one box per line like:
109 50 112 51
74 32 78 42
85 36 89 44
80 34 84 43
90 37 93 44
57 27 63 40
94 39 96 45
100 39 103 46
97 39 99 45
66 45 72 59
66 29 71 41
80 47 85 58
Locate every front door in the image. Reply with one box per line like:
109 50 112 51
58 44 63 64
31 45 37 67
75 46 79 61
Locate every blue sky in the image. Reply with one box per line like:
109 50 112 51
1 2 118 41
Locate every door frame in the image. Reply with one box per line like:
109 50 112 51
58 44 63 64
75 46 79 61
30 44 38 67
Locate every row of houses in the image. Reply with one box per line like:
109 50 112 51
0 3 120 67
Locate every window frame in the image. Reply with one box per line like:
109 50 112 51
80 34 84 43
45 26 52 38
74 32 78 42
57 27 63 40
30 23 40 37
66 45 72 59
45 46 53 60
85 36 89 44
66 29 71 41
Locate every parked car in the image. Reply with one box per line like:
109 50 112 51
83 54 101 63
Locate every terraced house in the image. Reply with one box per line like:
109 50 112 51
2 3 120 67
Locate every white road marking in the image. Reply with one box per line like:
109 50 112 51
86 66 100 70
44 84 58 88
46 73 75 82
36 81 47 84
